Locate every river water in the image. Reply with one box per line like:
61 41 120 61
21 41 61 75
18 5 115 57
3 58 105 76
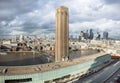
0 50 99 66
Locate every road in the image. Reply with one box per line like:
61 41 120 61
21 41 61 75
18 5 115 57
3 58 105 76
74 61 120 83
104 68 120 83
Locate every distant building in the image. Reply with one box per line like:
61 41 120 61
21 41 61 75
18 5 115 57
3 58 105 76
96 32 101 40
80 31 84 40
70 35 73 40
11 36 17 43
19 34 24 43
79 30 89 41
2 40 11 45
89 29 94 40
103 31 108 40
78 35 81 41
55 6 69 62
84 30 89 40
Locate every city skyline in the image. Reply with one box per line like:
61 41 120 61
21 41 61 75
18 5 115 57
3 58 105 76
0 0 120 39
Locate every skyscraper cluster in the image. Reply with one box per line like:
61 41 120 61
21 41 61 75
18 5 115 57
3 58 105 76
79 29 94 41
79 29 109 41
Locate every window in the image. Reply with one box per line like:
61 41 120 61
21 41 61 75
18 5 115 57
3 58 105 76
5 78 32 83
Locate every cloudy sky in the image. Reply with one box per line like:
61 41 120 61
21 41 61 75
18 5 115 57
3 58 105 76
0 0 120 39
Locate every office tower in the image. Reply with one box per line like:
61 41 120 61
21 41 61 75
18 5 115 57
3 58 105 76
55 6 69 62
84 30 89 40
103 31 108 40
80 31 84 40
96 32 101 40
89 29 94 40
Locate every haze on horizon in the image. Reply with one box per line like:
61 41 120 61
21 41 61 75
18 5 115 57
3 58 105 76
0 0 120 39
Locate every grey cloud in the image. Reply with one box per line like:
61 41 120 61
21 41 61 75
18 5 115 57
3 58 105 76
104 0 120 4
0 0 37 21
2 0 55 35
0 0 120 39
20 19 55 34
